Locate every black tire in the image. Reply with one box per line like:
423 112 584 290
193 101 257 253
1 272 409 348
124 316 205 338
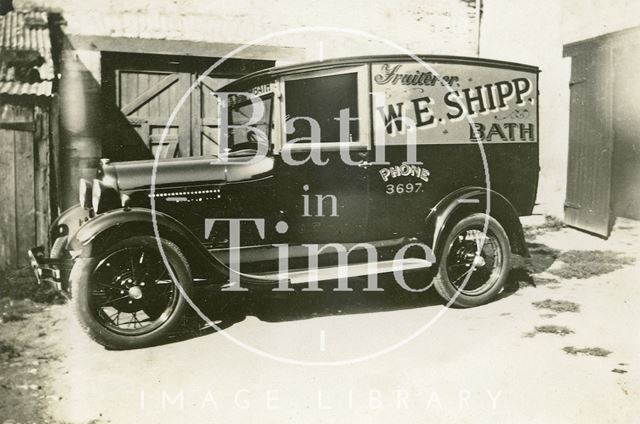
70 236 194 349
433 213 511 308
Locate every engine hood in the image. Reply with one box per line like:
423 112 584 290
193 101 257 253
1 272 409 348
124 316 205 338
101 156 275 191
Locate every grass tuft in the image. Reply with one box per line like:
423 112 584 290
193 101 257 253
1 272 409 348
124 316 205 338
0 267 66 305
524 325 575 337
563 346 612 357
524 215 564 238
1 311 26 322
532 299 581 313
0 339 21 359
535 325 574 336
533 276 561 286
549 250 635 279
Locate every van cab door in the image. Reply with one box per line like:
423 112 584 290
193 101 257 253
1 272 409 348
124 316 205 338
273 65 371 245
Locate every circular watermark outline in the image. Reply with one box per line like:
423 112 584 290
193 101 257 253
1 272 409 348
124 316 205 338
149 26 492 366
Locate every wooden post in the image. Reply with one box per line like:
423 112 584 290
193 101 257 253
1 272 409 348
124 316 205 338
0 103 18 269
34 103 51 250
49 96 61 219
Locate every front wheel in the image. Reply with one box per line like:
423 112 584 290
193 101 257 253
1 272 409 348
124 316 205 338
71 236 194 349
434 213 511 308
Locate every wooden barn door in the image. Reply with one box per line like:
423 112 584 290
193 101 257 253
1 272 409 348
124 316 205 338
103 53 273 159
116 70 192 158
565 50 614 237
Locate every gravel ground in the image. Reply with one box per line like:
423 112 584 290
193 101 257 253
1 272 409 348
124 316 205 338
1 217 639 424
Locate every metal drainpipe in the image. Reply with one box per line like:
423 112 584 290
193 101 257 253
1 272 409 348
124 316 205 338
476 0 483 57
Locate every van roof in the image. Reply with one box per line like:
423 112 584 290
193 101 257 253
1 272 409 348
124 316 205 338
220 54 539 91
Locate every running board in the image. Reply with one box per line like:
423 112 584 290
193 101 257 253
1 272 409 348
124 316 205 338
255 258 432 285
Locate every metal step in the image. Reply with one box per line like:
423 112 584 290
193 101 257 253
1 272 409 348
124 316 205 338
210 237 412 265
256 258 432 285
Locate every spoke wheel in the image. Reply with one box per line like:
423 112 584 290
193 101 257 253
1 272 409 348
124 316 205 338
434 213 511 308
71 236 194 349
445 228 503 296
89 247 178 336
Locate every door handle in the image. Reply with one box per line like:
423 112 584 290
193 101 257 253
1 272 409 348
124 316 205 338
357 160 371 169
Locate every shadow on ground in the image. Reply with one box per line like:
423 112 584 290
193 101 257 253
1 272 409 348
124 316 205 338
163 274 445 347
161 245 564 348
504 242 561 293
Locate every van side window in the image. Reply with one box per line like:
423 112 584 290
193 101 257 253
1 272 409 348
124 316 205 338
285 73 359 143
228 94 274 148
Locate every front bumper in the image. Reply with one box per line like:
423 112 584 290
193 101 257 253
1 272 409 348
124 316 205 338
28 246 74 294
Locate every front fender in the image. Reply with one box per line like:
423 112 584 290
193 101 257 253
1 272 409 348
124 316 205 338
50 204 91 245
69 207 281 285
426 187 529 257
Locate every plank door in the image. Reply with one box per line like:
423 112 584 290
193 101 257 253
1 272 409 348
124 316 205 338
565 50 614 237
0 104 37 268
116 70 192 158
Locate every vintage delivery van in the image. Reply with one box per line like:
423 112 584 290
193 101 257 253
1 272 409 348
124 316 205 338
29 55 539 349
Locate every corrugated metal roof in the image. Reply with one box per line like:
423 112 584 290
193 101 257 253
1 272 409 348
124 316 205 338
0 80 52 96
0 10 54 96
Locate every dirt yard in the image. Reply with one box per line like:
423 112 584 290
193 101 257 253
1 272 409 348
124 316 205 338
1 217 639 424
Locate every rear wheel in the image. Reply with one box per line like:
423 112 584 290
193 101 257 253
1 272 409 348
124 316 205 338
71 236 194 349
434 213 511 308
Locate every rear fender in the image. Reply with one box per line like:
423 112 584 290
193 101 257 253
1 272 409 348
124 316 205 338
426 187 529 257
